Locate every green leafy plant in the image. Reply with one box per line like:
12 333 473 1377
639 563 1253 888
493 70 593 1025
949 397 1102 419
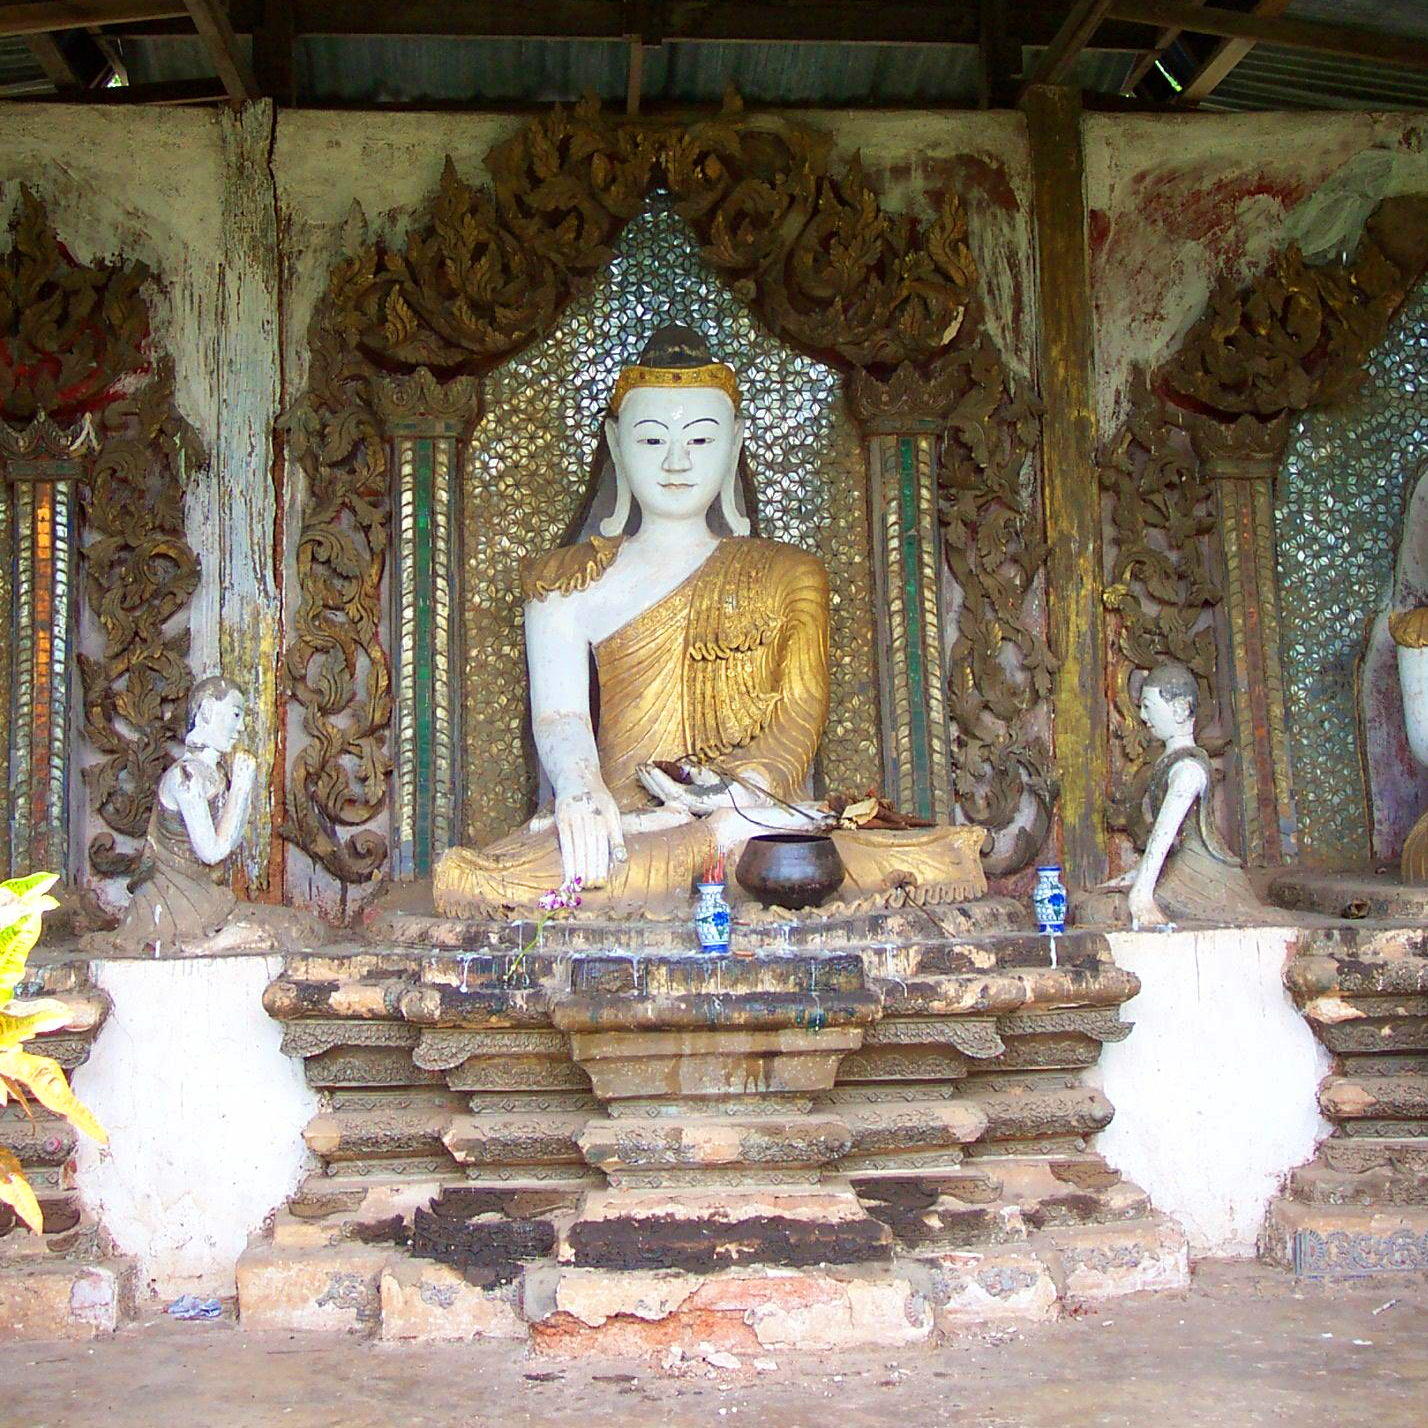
0 873 107 1233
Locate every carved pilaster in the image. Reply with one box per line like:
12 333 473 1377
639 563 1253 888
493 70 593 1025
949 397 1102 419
1190 414 1295 864
0 414 98 874
851 364 957 823
374 369 480 880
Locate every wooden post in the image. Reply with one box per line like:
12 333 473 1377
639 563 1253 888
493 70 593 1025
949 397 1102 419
1023 84 1108 888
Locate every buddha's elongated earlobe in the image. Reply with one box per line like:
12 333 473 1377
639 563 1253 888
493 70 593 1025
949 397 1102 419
717 419 751 536
600 418 633 538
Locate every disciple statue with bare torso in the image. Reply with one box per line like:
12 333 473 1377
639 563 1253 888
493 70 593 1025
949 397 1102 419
113 677 256 951
1082 662 1266 930
435 326 984 917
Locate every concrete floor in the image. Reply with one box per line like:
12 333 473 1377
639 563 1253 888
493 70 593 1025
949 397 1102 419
4 1262 1426 1428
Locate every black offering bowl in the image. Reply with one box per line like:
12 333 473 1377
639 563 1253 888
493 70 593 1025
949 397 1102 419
734 833 846 910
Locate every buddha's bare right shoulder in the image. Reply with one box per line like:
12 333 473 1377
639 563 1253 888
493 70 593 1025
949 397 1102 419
522 534 623 602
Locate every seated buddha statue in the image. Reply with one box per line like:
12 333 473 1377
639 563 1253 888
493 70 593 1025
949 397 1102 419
434 325 984 917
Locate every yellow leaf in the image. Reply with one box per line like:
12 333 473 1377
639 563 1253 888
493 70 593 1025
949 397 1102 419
0 1146 42 1234
0 872 59 901
838 796 880 828
0 1049 106 1145
0 872 59 1005
0 999 71 1049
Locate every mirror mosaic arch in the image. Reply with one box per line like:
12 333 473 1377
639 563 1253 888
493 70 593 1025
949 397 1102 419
283 101 1032 891
458 192 879 849
1276 275 1428 865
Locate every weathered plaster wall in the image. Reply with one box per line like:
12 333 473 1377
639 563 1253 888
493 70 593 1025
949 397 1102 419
1094 926 1331 1258
0 103 284 894
1085 110 1428 435
823 110 1034 374
72 954 317 1299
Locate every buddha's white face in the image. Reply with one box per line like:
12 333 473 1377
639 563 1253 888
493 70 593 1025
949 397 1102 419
192 691 245 753
1138 685 1193 741
607 386 743 526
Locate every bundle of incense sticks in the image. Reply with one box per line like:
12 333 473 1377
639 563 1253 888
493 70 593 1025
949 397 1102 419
701 850 726 885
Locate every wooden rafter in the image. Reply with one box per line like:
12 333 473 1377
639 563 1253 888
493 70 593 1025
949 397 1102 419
977 0 1019 109
27 77 226 102
1106 1 1428 73
25 32 83 87
183 0 260 100
0 3 187 37
1022 0 1116 93
253 0 296 103
1175 0 1294 104
1120 0 1204 92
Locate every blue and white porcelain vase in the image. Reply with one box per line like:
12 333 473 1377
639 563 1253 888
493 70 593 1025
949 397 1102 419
1033 865 1068 934
694 881 732 955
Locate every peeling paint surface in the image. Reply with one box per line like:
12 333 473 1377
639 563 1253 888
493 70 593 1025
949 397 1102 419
1085 112 1428 433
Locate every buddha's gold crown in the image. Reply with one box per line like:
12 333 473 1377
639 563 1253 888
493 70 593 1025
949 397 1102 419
609 361 740 415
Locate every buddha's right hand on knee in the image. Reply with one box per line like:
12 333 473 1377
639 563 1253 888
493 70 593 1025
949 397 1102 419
554 784 628 889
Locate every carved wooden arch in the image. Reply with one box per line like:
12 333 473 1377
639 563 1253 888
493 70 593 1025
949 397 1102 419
0 188 203 880
283 95 1051 885
1100 195 1428 864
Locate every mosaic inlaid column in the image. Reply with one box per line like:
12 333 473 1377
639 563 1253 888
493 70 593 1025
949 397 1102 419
0 414 96 876
1192 418 1296 865
376 371 478 880
859 415 953 823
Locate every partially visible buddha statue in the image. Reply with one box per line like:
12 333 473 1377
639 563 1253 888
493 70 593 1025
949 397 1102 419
1389 608 1428 880
1080 662 1266 930
435 325 984 917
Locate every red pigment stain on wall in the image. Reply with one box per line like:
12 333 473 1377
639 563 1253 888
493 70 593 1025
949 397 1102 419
1088 208 1111 259
1094 167 1313 291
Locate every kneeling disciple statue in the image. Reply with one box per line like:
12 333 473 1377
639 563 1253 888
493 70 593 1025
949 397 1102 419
435 325 985 917
112 677 255 952
1082 662 1267 930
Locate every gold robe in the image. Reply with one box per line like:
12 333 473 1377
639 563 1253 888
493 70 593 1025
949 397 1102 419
436 536 822 915
434 534 985 916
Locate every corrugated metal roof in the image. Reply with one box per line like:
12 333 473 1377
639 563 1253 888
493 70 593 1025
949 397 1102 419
84 3 1428 113
0 37 52 97
127 35 993 107
1286 0 1428 42
1205 45 1428 113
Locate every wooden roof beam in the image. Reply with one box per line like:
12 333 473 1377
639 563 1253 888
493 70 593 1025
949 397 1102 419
977 0 1019 108
252 0 295 102
110 2 1154 49
0 3 187 37
1106 2 1428 74
26 31 84 86
1021 0 1116 94
1119 0 1204 92
21 76 225 101
183 0 260 100
1173 0 1294 104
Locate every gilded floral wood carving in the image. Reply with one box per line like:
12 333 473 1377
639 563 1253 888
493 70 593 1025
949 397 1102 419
284 96 1045 883
0 190 202 879
937 334 1055 874
1101 197 1428 846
